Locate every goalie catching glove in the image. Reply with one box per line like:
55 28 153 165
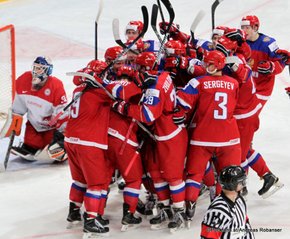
0 108 23 139
47 130 67 161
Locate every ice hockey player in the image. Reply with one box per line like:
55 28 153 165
112 57 188 232
238 16 286 197
0 56 68 162
201 165 255 239
65 60 117 238
176 50 241 222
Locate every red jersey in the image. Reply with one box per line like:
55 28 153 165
65 84 113 150
107 79 142 147
12 71 67 132
177 74 240 146
127 71 183 141
246 33 285 100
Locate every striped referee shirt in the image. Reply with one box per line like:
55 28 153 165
201 191 255 239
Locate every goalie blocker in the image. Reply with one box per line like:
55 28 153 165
0 108 23 139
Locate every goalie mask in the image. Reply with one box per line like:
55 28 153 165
32 56 53 90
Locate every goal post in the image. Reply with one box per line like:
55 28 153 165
0 24 16 120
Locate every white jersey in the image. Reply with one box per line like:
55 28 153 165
12 71 67 132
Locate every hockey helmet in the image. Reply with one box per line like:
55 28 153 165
240 15 260 29
164 40 186 56
203 50 226 70
219 165 247 191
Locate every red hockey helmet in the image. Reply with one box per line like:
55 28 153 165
211 26 228 39
125 21 144 34
135 52 156 70
240 15 260 29
216 35 238 56
86 60 108 74
104 46 125 62
203 50 226 70
164 40 186 56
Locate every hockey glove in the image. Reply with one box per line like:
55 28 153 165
285 87 290 98
112 100 130 116
276 49 290 65
84 72 101 89
257 60 275 75
135 72 157 89
117 65 136 79
172 108 186 126
47 130 67 161
225 28 246 46
159 21 179 35
164 56 188 70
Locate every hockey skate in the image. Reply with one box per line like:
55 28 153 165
66 202 82 229
83 212 109 227
197 184 209 201
121 203 142 232
83 217 109 238
185 201 196 228
168 207 187 233
149 203 173 230
258 172 284 199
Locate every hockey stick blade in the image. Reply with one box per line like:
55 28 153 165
151 4 163 44
157 0 165 23
3 131 16 171
95 0 104 24
190 10 206 34
211 0 224 30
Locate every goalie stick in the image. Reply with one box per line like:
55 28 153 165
112 6 149 55
66 72 156 141
2 131 15 171
152 0 175 70
211 0 224 30
95 0 104 60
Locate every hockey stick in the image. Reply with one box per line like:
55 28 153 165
190 10 206 45
3 131 15 170
152 0 175 70
211 0 224 30
119 118 136 155
151 4 163 44
66 72 156 141
124 140 144 177
95 0 104 60
157 0 165 23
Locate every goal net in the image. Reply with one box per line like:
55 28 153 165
0 24 16 121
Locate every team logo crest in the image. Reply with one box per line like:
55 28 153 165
45 88 51 96
263 36 270 42
144 42 150 50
